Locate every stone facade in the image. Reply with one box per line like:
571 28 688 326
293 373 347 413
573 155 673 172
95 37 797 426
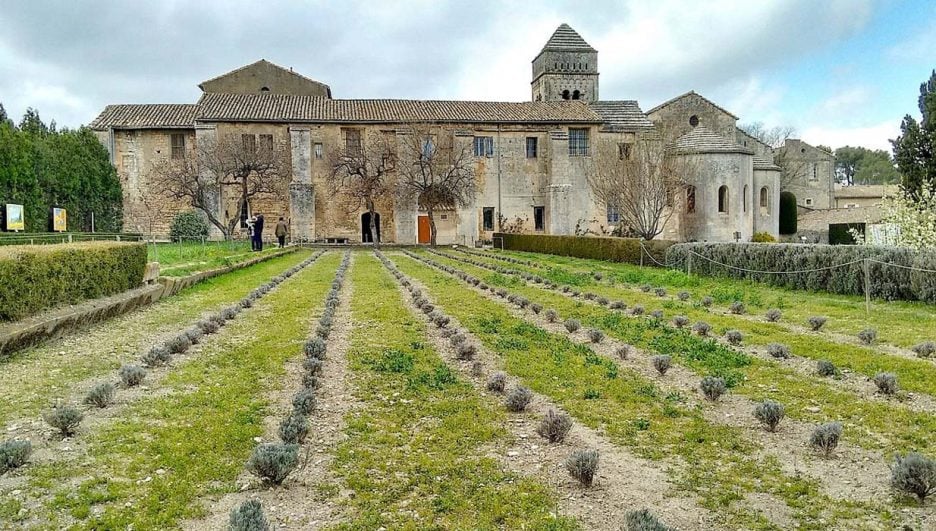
92 25 788 244
776 139 835 211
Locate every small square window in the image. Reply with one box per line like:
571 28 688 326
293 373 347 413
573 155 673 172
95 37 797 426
473 136 494 157
805 198 814 206
606 204 620 224
568 128 589 156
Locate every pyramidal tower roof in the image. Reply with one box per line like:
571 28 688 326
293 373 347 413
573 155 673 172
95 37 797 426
540 23 596 53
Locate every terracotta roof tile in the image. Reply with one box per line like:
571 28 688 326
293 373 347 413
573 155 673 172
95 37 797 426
90 104 199 129
590 100 654 130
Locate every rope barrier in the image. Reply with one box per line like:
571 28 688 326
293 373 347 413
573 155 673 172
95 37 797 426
685 250 867 275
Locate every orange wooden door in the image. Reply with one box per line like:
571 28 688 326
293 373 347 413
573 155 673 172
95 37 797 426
417 215 431 244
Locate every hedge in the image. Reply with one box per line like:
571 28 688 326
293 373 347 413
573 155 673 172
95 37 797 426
493 233 676 266
0 241 147 321
666 242 936 303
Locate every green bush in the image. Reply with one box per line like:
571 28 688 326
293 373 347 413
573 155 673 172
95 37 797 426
751 231 776 243
0 241 146 322
779 191 797 234
168 211 209 242
493 233 675 266
666 243 936 303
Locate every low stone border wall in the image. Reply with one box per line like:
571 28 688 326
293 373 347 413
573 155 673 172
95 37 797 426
0 248 299 360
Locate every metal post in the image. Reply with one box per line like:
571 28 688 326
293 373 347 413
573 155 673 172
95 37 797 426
863 258 871 315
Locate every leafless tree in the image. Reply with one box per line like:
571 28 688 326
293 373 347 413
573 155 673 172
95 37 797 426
151 133 289 239
587 134 690 240
739 122 807 189
396 124 476 245
327 130 397 246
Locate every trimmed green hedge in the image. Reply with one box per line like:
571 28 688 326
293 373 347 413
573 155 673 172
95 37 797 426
666 242 936 303
0 241 147 321
493 233 676 266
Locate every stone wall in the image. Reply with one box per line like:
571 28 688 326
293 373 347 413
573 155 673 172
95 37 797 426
648 93 737 144
200 60 331 97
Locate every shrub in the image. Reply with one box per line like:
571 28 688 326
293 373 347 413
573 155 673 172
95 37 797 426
640 284 652 292
45 405 83 438
592 271 603 281
729 301 745 315
652 355 671 376
586 328 604 344
765 309 782 322
229 499 270 531
672 315 689 328
816 360 837 377
142 345 171 367
725 330 743 346
301 373 320 390
677 291 690 301
292 389 316 416
890 453 936 503
119 364 146 387
692 321 711 337
596 296 609 306
278 412 309 444
165 334 192 355
246 443 299 485
450 333 467 346
808 316 827 331
0 439 32 474
531 303 543 314
858 328 877 345
0 241 147 323
455 343 477 361
505 386 533 412
700 296 714 308
537 409 573 443
169 210 209 242
630 305 645 316
197 318 220 335
700 376 726 401
434 314 451 328
565 449 599 487
303 357 324 376
767 343 791 359
487 372 507 393
610 300 626 310
184 326 203 345
873 372 898 395
615 346 631 360
624 509 672 531
545 309 558 323
470 361 483 377
809 422 842 457
754 400 785 432
751 231 777 243
649 310 664 320
304 338 326 360
564 319 580 333
654 287 667 297
84 382 116 408
913 341 936 358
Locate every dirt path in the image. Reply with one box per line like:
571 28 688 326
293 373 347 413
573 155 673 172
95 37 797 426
398 251 936 529
382 253 716 531
186 252 356 530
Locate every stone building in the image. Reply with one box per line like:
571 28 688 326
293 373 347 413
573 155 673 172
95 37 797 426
774 139 836 211
92 24 782 244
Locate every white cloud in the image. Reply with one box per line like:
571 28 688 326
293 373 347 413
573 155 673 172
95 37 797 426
800 120 899 151
815 86 873 118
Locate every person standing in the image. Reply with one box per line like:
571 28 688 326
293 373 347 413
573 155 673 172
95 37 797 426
246 216 256 251
275 217 288 248
253 214 265 251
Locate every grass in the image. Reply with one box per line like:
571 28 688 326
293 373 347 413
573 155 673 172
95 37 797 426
0 250 311 426
6 252 341 529
392 252 890 530
151 240 288 277
479 248 936 349
441 249 936 399
415 250 936 456
328 253 576 530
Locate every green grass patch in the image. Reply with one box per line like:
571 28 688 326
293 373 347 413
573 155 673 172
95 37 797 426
6 252 340 529
329 253 576 530
393 252 888 530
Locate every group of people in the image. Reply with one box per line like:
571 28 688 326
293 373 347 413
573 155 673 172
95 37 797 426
245 214 289 251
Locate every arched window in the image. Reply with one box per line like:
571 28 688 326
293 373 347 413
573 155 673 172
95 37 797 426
760 187 769 210
718 186 729 213
686 186 696 214
561 90 570 100
572 90 581 100
743 185 749 212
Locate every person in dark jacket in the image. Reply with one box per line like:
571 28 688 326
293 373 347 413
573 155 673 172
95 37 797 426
275 217 288 248
253 214 264 251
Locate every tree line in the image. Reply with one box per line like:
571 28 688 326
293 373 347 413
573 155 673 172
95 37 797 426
0 104 123 233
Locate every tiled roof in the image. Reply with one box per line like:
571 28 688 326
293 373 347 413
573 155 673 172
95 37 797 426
670 126 753 154
753 155 780 170
89 104 199 129
540 23 596 53
589 101 654 130
833 185 894 198
647 90 739 119
195 93 604 124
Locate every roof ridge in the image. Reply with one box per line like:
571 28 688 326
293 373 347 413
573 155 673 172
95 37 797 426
539 23 596 54
647 90 739 119
197 59 328 91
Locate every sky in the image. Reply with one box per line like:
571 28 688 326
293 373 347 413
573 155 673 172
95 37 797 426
1 0 933 152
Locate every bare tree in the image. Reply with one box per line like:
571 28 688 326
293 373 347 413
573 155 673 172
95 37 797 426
327 130 396 246
587 134 689 240
739 122 807 189
396 124 476 245
151 133 289 239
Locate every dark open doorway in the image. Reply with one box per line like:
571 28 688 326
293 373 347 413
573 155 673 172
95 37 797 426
361 212 381 243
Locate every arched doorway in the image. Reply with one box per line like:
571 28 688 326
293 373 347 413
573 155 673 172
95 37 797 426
361 212 381 243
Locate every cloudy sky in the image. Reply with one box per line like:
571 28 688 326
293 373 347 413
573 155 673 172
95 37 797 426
1 0 933 151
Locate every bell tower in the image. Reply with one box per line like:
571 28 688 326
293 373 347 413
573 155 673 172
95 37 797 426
531 24 599 102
